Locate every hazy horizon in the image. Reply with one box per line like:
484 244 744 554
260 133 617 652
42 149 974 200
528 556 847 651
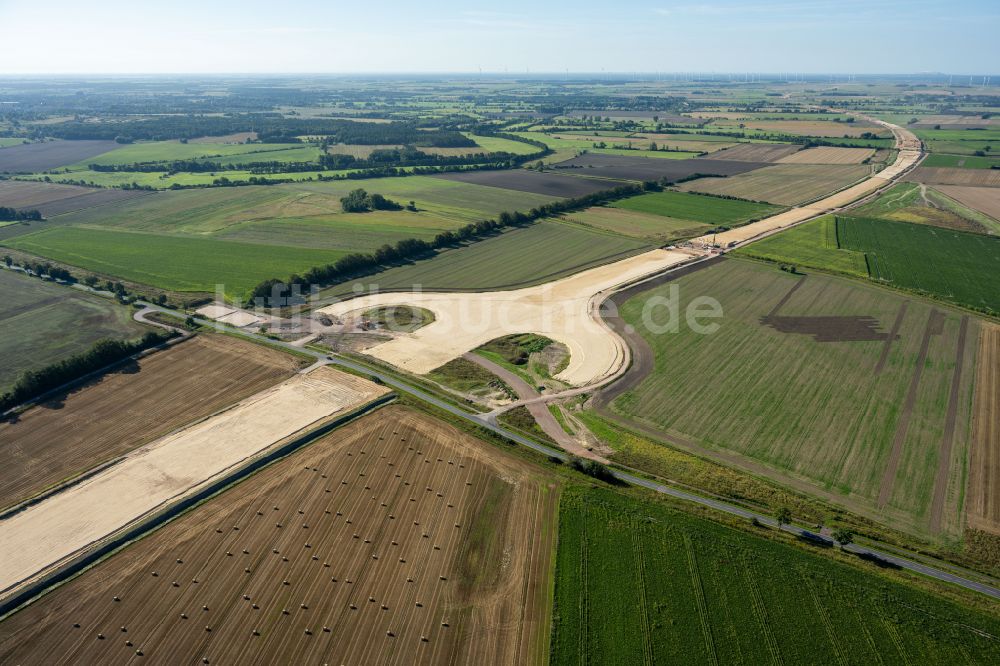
1 0 997 76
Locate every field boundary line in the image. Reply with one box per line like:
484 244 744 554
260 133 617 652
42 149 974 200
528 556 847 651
801 569 847 666
929 315 970 532
630 524 655 666
874 602 912 666
874 301 909 375
741 553 783 665
684 533 719 666
877 309 943 508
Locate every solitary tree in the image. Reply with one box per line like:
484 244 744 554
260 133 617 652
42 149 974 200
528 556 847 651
832 527 854 548
776 507 792 527
3 255 11 268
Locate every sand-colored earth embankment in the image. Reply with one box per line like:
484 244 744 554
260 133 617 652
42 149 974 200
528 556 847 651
0 366 388 597
318 248 696 386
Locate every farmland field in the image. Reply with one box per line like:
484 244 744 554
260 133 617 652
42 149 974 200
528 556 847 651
0 180 151 217
921 153 1000 169
322 220 650 297
432 169 619 197
776 146 876 164
739 215 1000 313
603 259 978 534
610 189 782 226
905 167 1000 188
561 206 711 242
677 163 870 205
73 140 311 168
551 484 1000 665
2 227 349 297
0 140 119 172
968 325 1000 534
0 269 150 392
737 215 869 277
549 154 765 182
934 185 1000 224
0 334 301 510
0 406 559 666
838 216 1000 313
511 131 702 160
701 143 801 162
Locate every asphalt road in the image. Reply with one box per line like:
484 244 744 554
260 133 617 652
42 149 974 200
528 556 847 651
139 305 1000 601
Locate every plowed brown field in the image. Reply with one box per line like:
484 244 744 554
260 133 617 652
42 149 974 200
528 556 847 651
968 325 1000 534
0 406 558 665
0 334 301 511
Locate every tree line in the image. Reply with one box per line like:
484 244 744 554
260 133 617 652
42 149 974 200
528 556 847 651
247 182 650 307
0 331 176 413
0 207 42 221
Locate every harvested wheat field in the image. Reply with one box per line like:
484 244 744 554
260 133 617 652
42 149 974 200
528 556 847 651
701 143 801 162
0 366 388 598
0 406 559 665
0 334 302 511
906 167 1000 188
776 146 875 164
967 325 1000 534
679 163 870 206
934 185 1000 221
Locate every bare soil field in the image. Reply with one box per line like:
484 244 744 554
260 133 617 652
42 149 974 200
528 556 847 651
0 366 388 598
0 180 150 217
550 154 766 182
0 406 559 666
0 140 119 173
912 115 994 129
967 324 1000 534
702 143 802 162
678 164 870 206
0 334 301 511
776 146 876 164
432 169 619 197
933 185 1000 220
905 167 1000 188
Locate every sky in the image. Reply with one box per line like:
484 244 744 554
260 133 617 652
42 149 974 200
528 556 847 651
0 0 996 75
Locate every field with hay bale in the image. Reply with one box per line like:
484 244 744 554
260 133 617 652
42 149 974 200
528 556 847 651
0 406 559 666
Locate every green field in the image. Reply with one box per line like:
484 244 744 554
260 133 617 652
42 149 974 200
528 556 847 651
737 215 869 277
611 190 782 226
0 138 28 149
322 220 650 297
742 215 1000 313
921 153 1000 169
2 227 347 297
0 269 149 391
552 484 1000 665
604 259 977 534
70 140 309 168
33 176 558 251
839 216 1000 313
678 164 870 206
465 134 540 155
